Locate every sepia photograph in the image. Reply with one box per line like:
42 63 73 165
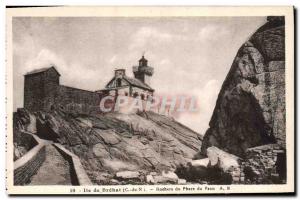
6 6 294 195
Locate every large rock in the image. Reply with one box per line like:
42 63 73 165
152 171 178 184
161 171 179 182
115 171 140 180
13 109 38 160
241 144 286 184
13 108 36 132
200 16 286 158
14 109 202 185
146 174 155 184
176 146 241 184
190 158 210 168
206 146 240 173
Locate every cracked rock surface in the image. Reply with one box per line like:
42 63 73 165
14 109 202 185
200 17 286 158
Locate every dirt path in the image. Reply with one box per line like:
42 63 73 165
29 144 72 185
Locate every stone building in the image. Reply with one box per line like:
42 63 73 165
97 56 154 101
24 66 99 113
23 56 155 114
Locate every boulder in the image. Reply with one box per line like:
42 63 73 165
177 178 187 184
146 171 180 184
190 158 210 168
162 171 179 182
153 175 177 184
115 171 140 180
200 16 286 158
206 146 240 173
175 162 210 182
146 175 155 184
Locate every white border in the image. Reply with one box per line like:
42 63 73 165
5 6 294 195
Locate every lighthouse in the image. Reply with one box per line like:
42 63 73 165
133 55 154 86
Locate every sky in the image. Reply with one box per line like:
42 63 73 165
13 16 266 135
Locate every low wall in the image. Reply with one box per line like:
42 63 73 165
14 132 46 185
53 143 92 185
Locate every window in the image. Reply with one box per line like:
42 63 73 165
133 92 139 98
125 92 128 96
141 94 145 100
116 79 122 87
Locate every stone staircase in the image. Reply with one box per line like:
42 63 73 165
29 144 72 185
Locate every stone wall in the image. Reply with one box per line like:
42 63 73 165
241 144 286 184
14 133 46 185
24 70 100 114
223 144 286 184
24 73 46 112
43 68 60 111
55 85 100 114
53 143 92 185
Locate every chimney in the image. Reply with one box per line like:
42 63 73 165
115 69 126 78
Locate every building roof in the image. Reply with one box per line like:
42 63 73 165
123 75 153 91
25 66 60 76
98 75 154 93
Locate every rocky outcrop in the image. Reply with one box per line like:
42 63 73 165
13 109 38 160
176 146 241 184
192 16 287 184
14 132 46 185
200 16 286 158
206 146 240 173
115 171 140 180
241 144 286 184
14 109 202 185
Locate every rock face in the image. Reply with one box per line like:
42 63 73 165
13 109 38 160
115 171 140 180
241 144 286 184
206 146 240 172
200 17 286 158
14 109 202 185
176 146 241 184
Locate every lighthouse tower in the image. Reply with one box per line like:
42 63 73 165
133 55 154 85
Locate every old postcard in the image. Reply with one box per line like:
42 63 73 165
6 6 294 195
